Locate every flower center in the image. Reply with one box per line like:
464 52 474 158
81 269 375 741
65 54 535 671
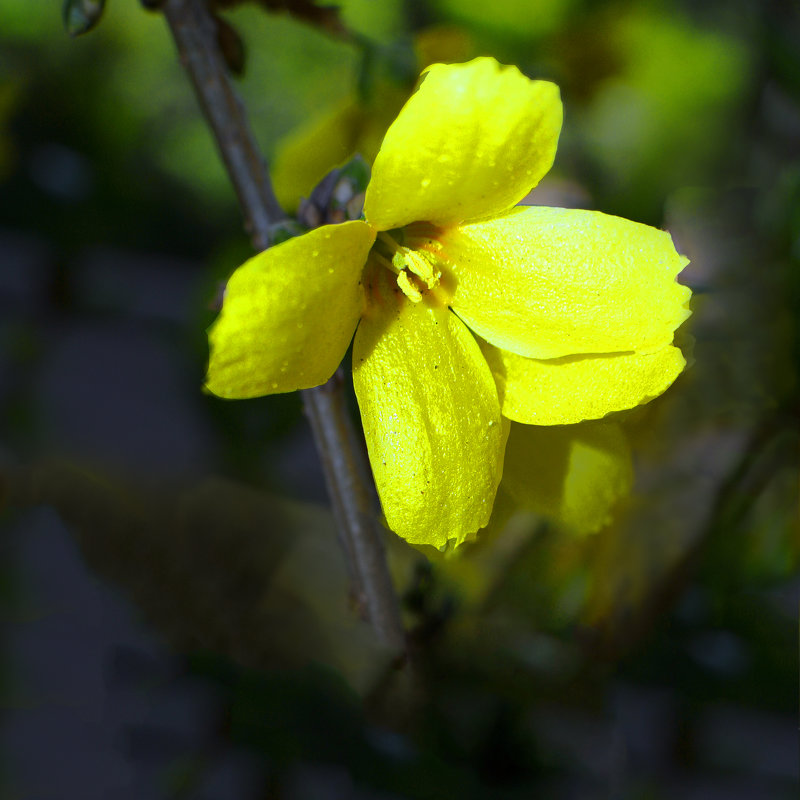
373 231 445 304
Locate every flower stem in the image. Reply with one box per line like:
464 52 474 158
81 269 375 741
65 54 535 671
161 0 405 654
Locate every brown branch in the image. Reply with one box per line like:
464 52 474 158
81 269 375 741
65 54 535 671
161 0 405 653
163 0 285 249
302 372 406 650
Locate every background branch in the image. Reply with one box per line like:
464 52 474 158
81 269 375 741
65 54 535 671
162 0 405 653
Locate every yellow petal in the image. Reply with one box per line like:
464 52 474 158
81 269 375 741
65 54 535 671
439 206 691 359
502 421 633 536
363 57 562 230
353 268 506 549
482 340 686 425
206 221 375 398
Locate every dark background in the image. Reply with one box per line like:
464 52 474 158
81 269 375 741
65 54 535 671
1 0 798 797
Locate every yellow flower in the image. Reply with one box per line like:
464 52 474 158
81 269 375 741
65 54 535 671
206 57 691 550
271 25 476 212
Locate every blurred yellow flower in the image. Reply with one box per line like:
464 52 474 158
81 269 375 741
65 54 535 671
206 57 691 550
271 25 475 212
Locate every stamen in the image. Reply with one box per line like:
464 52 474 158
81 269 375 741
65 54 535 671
397 269 423 302
374 230 445 302
399 250 440 288
370 249 401 275
379 232 440 288
376 231 402 254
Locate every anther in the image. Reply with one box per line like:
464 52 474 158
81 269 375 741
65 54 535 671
397 270 423 302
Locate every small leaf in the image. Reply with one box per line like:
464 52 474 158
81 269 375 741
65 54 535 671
62 0 106 36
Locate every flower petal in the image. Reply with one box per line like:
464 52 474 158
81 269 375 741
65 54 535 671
502 421 633 536
363 57 562 230
206 221 375 398
481 340 686 425
353 269 506 548
439 206 691 359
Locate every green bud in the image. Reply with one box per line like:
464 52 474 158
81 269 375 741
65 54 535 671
267 219 307 246
335 154 370 200
63 0 107 36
